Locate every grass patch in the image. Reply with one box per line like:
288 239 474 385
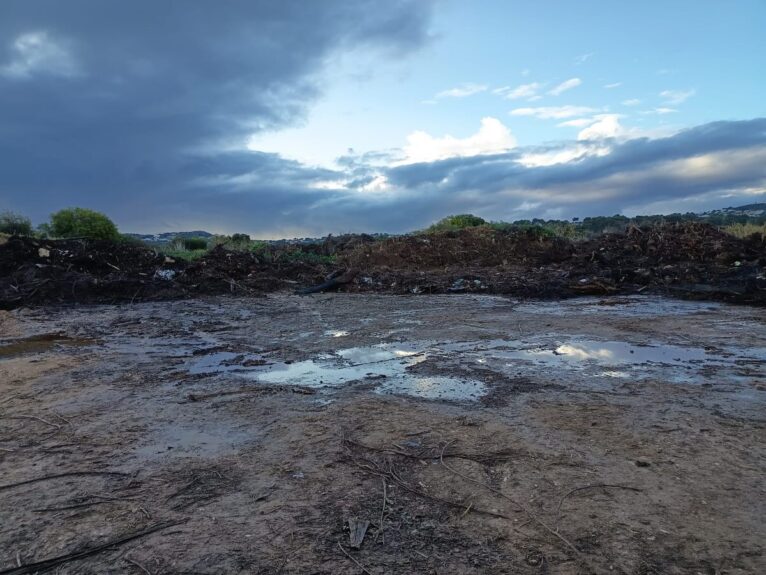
722 222 766 238
162 248 208 261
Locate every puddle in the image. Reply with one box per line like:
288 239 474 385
516 296 722 317
0 333 94 359
182 333 765 400
461 337 765 385
325 330 350 338
490 340 713 366
188 342 486 402
133 421 251 459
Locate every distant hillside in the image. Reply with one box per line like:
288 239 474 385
124 202 766 242
702 203 766 217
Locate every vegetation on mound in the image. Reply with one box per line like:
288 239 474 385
723 222 766 239
0 210 33 236
48 207 120 241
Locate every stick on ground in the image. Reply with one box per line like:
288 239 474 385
0 521 186 575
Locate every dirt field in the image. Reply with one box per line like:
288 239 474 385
1 294 765 574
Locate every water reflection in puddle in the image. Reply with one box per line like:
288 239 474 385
182 334 764 401
253 344 486 401
0 333 95 359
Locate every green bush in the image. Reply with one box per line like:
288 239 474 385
426 214 487 233
182 237 208 250
0 210 33 236
49 208 119 240
231 233 251 244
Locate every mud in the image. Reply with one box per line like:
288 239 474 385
1 294 765 574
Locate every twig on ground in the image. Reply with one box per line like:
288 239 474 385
376 478 387 543
337 542 373 575
0 521 186 575
123 556 153 575
437 441 584 559
0 471 130 492
2 415 61 430
32 500 114 513
349 453 510 520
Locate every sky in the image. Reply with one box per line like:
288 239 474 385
0 0 765 237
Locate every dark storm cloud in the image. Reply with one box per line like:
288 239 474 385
0 0 434 231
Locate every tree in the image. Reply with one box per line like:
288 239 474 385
427 214 487 232
49 208 119 240
0 210 33 236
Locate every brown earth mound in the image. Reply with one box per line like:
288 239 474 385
0 223 764 309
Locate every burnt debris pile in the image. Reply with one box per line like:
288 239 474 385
1 223 764 309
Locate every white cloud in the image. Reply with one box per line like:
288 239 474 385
503 82 543 100
436 83 488 98
557 118 593 128
604 82 622 89
517 143 610 167
0 31 80 79
574 52 594 65
622 98 641 106
659 89 695 105
521 68 531 77
399 117 516 165
549 78 582 96
641 107 677 115
577 115 625 141
510 105 598 119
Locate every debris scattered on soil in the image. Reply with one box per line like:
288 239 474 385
2 294 763 573
1 222 764 308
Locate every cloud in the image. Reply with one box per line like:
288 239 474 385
398 117 516 165
510 105 598 119
436 83 488 98
0 0 435 235
604 82 622 89
641 107 677 115
660 89 695 105
499 82 543 100
622 98 641 106
557 118 593 128
577 115 625 141
574 52 594 65
0 31 80 79
379 119 766 224
549 78 582 96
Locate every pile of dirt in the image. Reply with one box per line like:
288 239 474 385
1 223 764 309
343 227 573 269
343 223 765 303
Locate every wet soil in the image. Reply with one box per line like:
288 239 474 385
1 294 765 574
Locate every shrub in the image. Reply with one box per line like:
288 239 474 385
426 214 487 233
182 237 208 250
0 210 33 236
231 233 251 244
49 208 119 240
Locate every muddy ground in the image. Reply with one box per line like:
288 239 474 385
1 294 765 574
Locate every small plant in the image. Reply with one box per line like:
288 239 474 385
426 214 487 233
180 237 208 250
163 248 207 261
0 210 33 236
49 207 119 240
723 222 766 239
